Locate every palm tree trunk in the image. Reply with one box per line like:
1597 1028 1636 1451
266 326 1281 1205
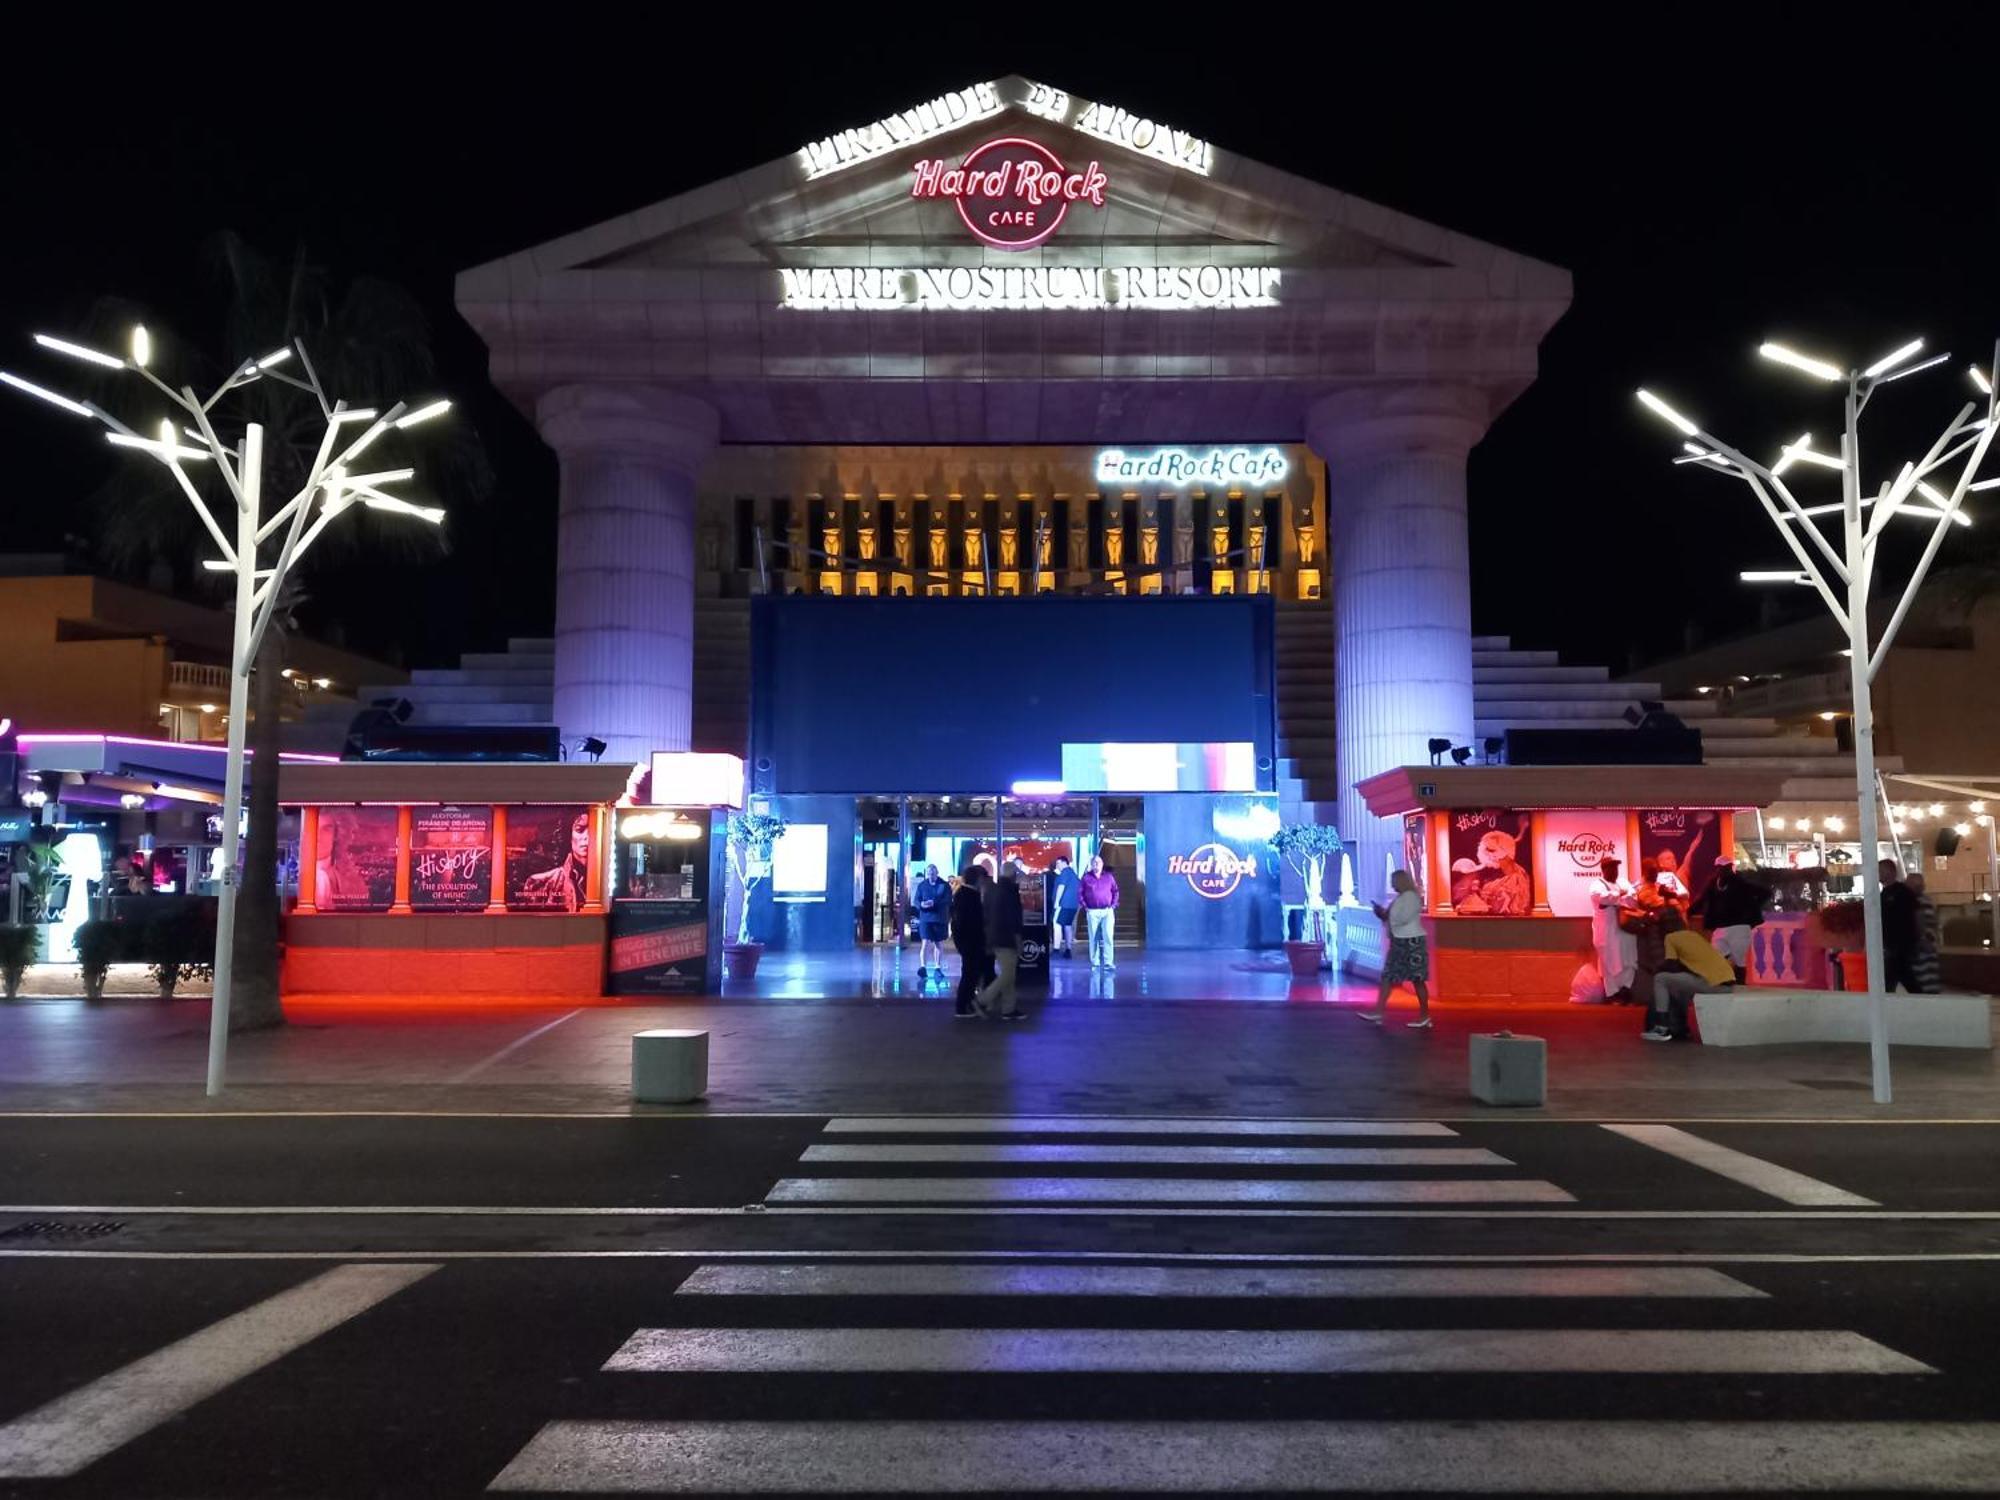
229 625 287 1031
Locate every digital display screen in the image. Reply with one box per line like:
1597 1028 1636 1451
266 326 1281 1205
1060 741 1256 793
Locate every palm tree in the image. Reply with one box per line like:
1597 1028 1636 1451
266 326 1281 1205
83 233 489 1029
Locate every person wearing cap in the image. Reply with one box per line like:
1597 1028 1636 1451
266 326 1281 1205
1696 858 1770 983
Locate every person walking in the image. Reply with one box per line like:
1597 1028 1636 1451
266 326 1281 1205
1079 854 1120 969
1696 858 1769 982
949 867 989 1019
1908 871 1943 994
911 863 950 983
1047 855 1081 957
1359 869 1431 1028
1588 856 1638 1003
1878 859 1922 994
975 873 1025 1019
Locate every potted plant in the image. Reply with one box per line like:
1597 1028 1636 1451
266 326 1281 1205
1272 823 1346 977
723 810 788 979
72 919 123 1004
142 905 206 1000
0 924 36 1002
14 827 68 928
1808 898 1868 990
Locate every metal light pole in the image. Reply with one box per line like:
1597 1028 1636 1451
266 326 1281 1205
3 327 452 1095
1638 337 1999 1104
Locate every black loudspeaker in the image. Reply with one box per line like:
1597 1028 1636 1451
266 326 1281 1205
1504 727 1704 766
1936 825 1963 857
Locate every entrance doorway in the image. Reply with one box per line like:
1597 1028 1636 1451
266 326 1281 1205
854 795 1147 952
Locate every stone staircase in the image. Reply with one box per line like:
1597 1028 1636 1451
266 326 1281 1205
290 599 754 760
1270 606 1894 815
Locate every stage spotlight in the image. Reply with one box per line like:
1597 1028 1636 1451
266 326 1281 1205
1427 737 1452 766
1482 736 1504 764
580 736 608 763
1449 745 1473 766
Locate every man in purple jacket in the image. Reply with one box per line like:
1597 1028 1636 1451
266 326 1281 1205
1079 854 1120 969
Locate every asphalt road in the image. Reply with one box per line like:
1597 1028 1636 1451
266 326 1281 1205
5 1113 2000 1496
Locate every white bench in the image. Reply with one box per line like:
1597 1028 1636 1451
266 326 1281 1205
1693 990 1992 1049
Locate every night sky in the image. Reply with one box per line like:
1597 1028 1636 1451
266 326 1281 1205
2 22 1994 677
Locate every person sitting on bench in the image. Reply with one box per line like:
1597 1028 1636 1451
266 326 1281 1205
1645 919 1736 1042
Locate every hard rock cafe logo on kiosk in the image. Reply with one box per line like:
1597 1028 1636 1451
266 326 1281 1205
1167 842 1256 900
910 137 1108 251
1557 833 1619 871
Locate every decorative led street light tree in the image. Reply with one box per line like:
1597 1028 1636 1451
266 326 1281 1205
3 328 451 1095
1636 336 1999 1103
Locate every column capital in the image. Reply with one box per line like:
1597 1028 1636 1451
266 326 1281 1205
536 385 719 479
1304 383 1491 468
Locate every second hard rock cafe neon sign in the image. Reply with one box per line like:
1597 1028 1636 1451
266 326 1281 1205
909 137 1108 251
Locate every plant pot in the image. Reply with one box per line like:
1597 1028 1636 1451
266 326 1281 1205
1283 940 1326 978
1835 950 1870 992
724 942 763 980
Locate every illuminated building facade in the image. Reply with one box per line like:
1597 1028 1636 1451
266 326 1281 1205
457 75 1572 959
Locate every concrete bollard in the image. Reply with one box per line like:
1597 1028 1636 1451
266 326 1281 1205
632 1029 709 1104
1469 1030 1546 1107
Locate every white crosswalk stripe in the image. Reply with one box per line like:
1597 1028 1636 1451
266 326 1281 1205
767 1176 1573 1205
672 1263 1768 1299
489 1419 2000 1494
602 1326 1931 1375
823 1117 1460 1136
799 1143 1512 1166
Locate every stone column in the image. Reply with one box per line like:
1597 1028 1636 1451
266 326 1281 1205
538 386 720 764
1306 385 1488 964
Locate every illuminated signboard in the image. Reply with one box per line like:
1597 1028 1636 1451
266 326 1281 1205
1538 809 1627 919
1061 742 1256 794
1020 80 1213 176
910 136 1107 251
1095 447 1290 488
650 751 744 809
1167 842 1257 899
799 82 1002 179
779 265 1280 312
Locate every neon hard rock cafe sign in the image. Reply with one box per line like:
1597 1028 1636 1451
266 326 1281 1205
1167 842 1256 900
910 136 1108 251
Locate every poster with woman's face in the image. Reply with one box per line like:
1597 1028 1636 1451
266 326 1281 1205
315 806 398 912
507 805 593 913
1444 808 1534 916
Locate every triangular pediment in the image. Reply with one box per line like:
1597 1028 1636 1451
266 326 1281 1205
462 76 1565 287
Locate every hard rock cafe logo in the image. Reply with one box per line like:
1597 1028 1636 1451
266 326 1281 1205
1019 937 1047 965
1167 842 1256 900
1557 833 1619 871
910 137 1108 251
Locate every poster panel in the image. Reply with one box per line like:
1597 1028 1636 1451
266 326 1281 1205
608 900 708 994
507 805 593 912
1402 813 1429 906
313 805 398 912
1443 808 1534 915
1639 808 1725 904
410 805 493 912
1539 809 1629 917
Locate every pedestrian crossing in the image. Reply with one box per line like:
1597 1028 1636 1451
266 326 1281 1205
764 1114 1572 1210
488 1250 1970 1493
486 1115 1981 1493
